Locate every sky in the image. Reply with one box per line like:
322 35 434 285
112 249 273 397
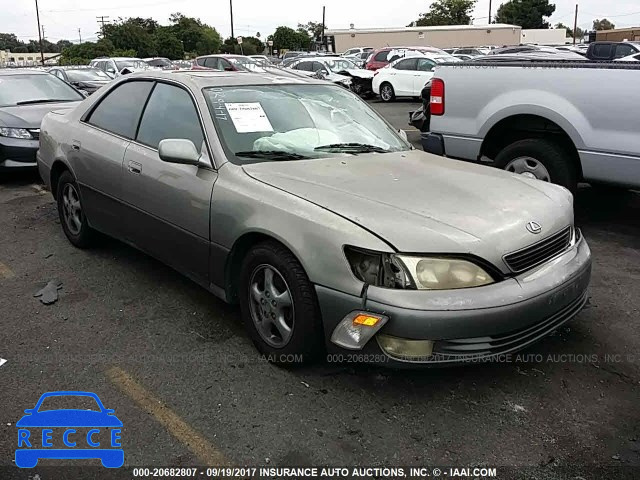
2 0 640 44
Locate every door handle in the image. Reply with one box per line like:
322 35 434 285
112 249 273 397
71 140 81 151
127 161 142 175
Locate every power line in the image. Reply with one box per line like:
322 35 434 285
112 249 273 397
96 15 110 38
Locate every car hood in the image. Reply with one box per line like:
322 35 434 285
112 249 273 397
0 102 79 128
16 410 123 427
242 151 573 263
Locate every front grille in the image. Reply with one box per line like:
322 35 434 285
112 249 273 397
504 226 572 273
27 129 40 140
433 291 587 359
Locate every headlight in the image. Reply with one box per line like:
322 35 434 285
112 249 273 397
396 256 494 290
0 127 33 139
344 247 495 290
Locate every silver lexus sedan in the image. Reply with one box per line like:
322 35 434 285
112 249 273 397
37 70 592 366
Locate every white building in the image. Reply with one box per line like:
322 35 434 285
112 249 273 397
0 50 59 67
521 29 568 45
325 24 522 52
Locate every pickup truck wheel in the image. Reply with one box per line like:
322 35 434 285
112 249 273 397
239 241 323 365
495 139 577 191
380 83 395 102
56 171 95 248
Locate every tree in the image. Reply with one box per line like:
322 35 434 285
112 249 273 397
411 0 476 27
59 38 115 65
556 22 584 40
13 45 28 53
593 18 615 31
495 0 556 29
154 27 184 59
298 21 325 40
271 26 310 51
0 33 25 51
169 12 221 55
103 17 157 57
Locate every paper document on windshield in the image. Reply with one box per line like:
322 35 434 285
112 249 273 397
225 102 274 133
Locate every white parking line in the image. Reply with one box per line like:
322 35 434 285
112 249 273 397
0 358 7 368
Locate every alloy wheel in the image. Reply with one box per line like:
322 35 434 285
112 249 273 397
62 183 83 235
248 264 295 348
381 85 393 101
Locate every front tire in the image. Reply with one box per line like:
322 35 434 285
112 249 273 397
56 170 95 248
379 82 395 102
494 138 577 192
239 241 323 365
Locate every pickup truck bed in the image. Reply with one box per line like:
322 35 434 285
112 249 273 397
424 60 640 191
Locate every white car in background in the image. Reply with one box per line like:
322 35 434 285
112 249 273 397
287 56 375 95
341 47 373 57
89 57 148 78
372 54 459 102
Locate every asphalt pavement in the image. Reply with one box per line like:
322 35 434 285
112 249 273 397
0 99 639 478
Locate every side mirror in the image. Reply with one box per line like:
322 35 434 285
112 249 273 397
24 409 34 414
105 409 115 415
315 70 326 79
106 67 116 74
398 129 408 141
158 139 200 166
224 66 234 72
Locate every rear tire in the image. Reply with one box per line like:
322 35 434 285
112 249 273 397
239 241 323 365
56 170 95 248
379 82 395 102
494 138 577 192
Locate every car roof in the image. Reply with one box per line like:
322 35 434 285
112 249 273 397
121 69 327 88
0 69 48 76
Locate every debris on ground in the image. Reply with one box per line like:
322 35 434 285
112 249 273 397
300 381 310 388
34 280 63 305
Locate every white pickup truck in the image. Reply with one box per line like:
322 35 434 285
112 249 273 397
423 60 640 191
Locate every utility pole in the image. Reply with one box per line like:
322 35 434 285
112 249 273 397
78 28 82 44
229 0 234 39
321 6 326 51
35 0 45 65
488 0 492 24
573 3 579 44
96 15 110 37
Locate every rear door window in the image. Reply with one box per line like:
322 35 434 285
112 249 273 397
204 57 221 70
136 83 204 152
374 51 389 62
592 44 613 59
87 81 153 138
295 61 314 71
394 58 418 70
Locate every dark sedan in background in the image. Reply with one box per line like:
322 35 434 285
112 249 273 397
48 66 112 95
0 69 82 172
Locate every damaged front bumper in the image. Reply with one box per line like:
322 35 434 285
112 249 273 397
318 235 592 366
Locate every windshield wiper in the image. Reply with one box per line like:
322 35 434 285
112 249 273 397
16 99 76 105
314 143 390 154
234 150 310 160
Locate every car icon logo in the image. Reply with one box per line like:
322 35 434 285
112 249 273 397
526 221 542 234
15 391 123 468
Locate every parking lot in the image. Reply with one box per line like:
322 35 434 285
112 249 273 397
0 98 639 477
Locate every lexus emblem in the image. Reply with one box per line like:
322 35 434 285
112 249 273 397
526 221 542 234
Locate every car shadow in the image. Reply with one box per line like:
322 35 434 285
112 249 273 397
0 169 42 187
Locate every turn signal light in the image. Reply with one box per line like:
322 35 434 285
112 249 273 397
353 314 383 327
